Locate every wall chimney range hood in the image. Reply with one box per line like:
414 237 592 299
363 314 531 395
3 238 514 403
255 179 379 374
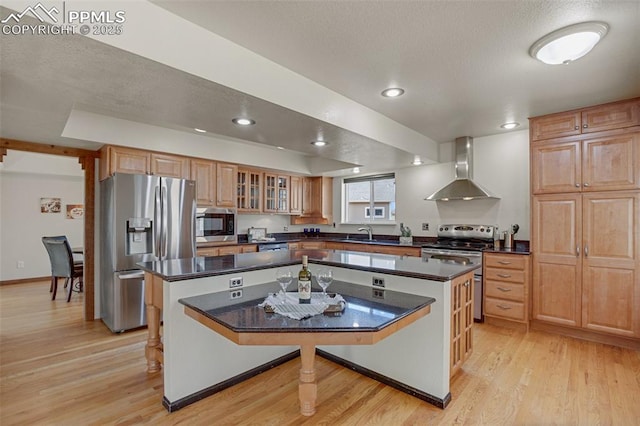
425 136 499 201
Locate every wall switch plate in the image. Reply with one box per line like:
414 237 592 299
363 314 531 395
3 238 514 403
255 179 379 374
283 226 289 231
229 289 243 300
229 277 243 288
422 223 429 231
372 277 385 287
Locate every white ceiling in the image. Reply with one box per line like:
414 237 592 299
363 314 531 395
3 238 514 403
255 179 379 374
1 1 639 174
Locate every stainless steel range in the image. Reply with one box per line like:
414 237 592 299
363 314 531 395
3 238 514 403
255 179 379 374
422 224 496 322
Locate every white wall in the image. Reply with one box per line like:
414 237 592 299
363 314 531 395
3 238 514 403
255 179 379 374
0 152 84 281
237 129 530 241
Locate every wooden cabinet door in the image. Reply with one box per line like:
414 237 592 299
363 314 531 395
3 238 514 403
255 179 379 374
531 141 581 194
237 169 261 212
324 242 344 250
191 160 216 206
216 163 237 208
581 192 639 337
450 272 473 378
264 173 278 213
300 241 325 249
531 194 582 327
581 99 640 134
582 134 640 192
301 177 321 216
110 146 150 175
277 176 290 213
151 153 189 179
530 111 581 142
290 175 302 215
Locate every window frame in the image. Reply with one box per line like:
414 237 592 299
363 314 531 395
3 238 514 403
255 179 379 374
341 173 396 225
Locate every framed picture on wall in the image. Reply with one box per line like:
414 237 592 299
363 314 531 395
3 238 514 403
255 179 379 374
66 204 84 219
40 197 61 213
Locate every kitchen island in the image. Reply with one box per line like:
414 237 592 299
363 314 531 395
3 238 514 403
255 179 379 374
138 249 477 413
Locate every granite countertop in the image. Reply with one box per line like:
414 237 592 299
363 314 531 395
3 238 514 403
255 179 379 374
178 280 436 333
138 249 480 283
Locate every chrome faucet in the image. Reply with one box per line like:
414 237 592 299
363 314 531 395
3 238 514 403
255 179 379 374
357 225 373 240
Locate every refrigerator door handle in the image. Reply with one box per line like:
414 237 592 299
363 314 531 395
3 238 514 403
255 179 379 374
154 186 162 258
118 271 145 280
161 184 168 259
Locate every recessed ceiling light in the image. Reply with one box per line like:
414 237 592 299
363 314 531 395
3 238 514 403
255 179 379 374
194 128 207 133
500 122 520 130
276 146 285 150
232 117 255 126
311 140 327 147
412 157 423 166
381 87 405 98
353 167 360 174
529 21 608 65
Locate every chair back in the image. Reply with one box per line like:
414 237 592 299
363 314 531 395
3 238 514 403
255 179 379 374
42 236 74 278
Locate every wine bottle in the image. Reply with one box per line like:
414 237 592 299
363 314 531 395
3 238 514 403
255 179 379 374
298 255 312 304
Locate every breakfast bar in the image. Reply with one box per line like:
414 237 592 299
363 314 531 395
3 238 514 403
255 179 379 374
138 249 478 414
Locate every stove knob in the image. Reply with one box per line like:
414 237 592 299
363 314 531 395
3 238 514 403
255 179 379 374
439 227 443 231
480 227 484 232
444 227 449 231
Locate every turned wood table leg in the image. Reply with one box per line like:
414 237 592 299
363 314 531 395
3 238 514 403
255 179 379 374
298 344 317 416
145 304 161 373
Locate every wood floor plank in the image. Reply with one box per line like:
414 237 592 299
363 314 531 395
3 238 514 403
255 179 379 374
1 280 639 425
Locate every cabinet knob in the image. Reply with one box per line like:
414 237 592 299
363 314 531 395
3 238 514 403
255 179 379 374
583 124 588 128
574 126 579 130
575 183 580 187
576 245 580 256
584 245 589 257
464 281 470 287
583 183 589 187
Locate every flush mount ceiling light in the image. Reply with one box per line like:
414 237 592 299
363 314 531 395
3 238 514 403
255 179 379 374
529 21 609 65
353 167 360 174
500 122 520 130
311 140 327 147
381 87 405 98
232 117 255 126
194 128 207 133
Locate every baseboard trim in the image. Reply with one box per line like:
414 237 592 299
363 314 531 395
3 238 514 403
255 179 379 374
530 320 640 350
316 348 451 409
0 276 49 286
162 350 300 412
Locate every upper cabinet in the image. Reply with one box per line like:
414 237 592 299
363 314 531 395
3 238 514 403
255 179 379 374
237 169 262 213
264 173 289 214
100 145 188 180
190 159 216 206
531 98 640 142
216 163 238 208
289 175 302 215
291 176 333 225
531 134 640 194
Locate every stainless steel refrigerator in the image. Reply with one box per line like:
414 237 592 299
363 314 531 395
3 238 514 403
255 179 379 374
100 173 196 332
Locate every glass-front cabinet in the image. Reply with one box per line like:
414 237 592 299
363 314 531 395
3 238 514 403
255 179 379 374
264 173 289 213
237 169 262 213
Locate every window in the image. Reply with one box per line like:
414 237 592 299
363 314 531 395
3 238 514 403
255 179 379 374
343 173 395 223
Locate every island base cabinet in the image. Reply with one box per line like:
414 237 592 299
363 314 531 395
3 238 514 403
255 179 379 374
450 272 473 378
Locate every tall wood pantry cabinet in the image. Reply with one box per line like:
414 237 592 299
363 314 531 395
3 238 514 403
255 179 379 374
529 97 640 345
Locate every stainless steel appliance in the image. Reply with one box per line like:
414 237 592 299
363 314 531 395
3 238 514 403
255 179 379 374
257 242 289 252
100 173 196 332
422 224 495 322
195 207 236 243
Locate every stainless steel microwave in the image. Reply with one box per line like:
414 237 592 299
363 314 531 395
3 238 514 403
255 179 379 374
195 208 237 243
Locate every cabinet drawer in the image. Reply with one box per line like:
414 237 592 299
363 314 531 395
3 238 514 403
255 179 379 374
484 254 526 270
485 280 525 302
485 267 525 283
485 297 525 321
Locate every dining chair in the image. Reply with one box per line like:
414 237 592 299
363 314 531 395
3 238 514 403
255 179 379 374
41 236 84 302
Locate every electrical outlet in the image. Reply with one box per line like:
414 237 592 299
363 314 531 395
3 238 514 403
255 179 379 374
283 226 289 231
372 288 385 299
229 289 243 300
372 277 385 288
16 260 24 269
229 277 243 288
422 223 429 231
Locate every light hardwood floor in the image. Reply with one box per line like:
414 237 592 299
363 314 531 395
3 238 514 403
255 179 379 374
1 280 639 425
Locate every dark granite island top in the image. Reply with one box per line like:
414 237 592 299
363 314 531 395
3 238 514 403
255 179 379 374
178 280 436 333
138 248 479 283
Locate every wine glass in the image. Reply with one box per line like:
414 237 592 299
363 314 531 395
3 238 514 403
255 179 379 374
275 268 292 302
317 269 333 301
